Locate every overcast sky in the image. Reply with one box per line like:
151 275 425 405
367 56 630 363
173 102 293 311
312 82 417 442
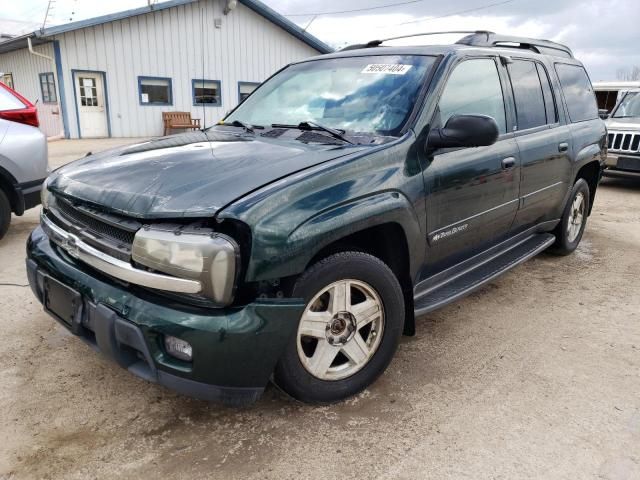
2 0 639 80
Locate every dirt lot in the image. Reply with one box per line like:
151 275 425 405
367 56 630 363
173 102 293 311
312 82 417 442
0 139 639 480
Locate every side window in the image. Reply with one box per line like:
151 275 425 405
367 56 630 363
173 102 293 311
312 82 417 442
507 60 547 130
554 64 598 123
439 58 507 134
536 64 557 124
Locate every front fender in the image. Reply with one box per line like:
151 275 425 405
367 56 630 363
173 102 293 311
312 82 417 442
240 190 423 282
218 136 427 283
288 191 422 277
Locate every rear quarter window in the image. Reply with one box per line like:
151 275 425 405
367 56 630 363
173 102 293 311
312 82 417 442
554 64 598 123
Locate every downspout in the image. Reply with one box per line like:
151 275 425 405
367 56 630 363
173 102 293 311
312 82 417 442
27 36 64 139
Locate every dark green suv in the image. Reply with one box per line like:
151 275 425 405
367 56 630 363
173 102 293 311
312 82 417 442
27 32 606 405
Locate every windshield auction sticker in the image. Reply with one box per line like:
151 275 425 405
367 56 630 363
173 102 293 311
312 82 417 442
361 64 412 75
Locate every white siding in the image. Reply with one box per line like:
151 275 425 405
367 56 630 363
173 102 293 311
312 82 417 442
55 0 320 138
0 43 65 137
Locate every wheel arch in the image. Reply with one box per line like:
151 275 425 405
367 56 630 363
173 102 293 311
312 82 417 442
303 221 417 336
0 165 21 214
242 190 423 335
574 160 601 216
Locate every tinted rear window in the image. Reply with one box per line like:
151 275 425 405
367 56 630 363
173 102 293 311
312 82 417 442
554 64 598 123
0 85 26 111
507 60 547 130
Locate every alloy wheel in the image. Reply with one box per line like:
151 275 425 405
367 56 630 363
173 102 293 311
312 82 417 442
296 279 385 381
567 191 585 243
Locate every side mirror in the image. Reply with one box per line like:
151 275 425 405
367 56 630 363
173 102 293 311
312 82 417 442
598 109 609 120
427 114 499 150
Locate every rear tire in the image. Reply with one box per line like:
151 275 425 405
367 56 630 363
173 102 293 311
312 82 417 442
0 189 11 241
549 178 590 255
274 251 404 404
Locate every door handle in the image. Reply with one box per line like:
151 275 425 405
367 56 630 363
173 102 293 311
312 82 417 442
501 157 516 169
558 142 569 152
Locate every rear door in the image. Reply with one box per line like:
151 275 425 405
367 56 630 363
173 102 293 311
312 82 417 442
425 56 521 269
507 58 573 231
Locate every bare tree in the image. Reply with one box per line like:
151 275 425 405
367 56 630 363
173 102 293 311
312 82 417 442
617 66 640 81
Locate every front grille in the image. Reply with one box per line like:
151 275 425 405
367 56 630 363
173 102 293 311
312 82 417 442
47 196 141 261
54 199 136 245
608 132 640 153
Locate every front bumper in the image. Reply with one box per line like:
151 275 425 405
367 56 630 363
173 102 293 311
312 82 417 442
603 153 640 178
27 226 305 406
14 178 45 215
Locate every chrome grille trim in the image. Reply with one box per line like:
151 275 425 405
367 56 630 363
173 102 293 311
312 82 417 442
41 213 203 294
608 131 640 154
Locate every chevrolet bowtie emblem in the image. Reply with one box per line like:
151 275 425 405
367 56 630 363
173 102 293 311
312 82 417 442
62 235 80 258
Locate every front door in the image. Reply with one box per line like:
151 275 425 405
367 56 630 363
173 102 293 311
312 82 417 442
74 72 108 138
424 57 520 271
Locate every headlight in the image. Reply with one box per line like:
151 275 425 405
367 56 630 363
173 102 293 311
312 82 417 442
132 225 239 305
40 179 50 210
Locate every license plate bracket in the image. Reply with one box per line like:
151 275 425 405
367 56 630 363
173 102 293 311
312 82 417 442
43 275 83 334
617 156 640 172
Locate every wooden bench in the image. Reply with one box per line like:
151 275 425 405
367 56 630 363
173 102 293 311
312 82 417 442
162 111 201 136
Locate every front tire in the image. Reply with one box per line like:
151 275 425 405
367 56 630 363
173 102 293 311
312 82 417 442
550 178 590 255
0 189 11 241
274 252 405 403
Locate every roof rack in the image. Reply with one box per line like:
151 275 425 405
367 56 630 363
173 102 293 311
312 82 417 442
456 32 573 58
340 30 574 58
341 31 488 51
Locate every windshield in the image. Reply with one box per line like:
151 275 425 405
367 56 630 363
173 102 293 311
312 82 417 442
225 55 437 137
613 91 640 118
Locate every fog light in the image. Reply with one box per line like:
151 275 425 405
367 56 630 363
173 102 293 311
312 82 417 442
164 335 193 361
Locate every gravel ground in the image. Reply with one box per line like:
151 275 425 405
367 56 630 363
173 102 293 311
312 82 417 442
0 139 638 480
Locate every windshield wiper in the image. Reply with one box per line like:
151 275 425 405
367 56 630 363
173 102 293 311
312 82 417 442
272 121 355 145
218 119 262 133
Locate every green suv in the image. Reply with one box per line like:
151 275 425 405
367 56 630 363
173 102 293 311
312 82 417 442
27 32 606 405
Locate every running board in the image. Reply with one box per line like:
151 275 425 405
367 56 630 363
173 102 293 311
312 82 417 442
414 233 555 316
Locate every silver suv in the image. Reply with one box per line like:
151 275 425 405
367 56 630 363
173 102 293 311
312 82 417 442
0 82 49 239
604 89 640 179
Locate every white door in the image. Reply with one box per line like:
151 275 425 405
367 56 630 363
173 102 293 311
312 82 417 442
75 72 108 138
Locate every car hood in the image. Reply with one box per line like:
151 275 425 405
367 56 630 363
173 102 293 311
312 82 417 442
605 117 640 130
49 130 365 219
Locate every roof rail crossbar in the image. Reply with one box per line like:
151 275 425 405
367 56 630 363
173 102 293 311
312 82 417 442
456 32 573 58
340 30 493 51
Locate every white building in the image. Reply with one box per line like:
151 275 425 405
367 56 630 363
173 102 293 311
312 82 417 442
0 0 331 139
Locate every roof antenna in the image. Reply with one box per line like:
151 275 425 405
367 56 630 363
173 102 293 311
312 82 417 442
41 0 56 32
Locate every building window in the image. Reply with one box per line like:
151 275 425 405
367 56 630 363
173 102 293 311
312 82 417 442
238 82 259 103
39 72 57 103
0 73 14 89
78 76 99 106
138 76 172 105
192 79 221 106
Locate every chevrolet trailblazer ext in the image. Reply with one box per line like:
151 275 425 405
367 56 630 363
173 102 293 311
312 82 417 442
27 32 606 405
